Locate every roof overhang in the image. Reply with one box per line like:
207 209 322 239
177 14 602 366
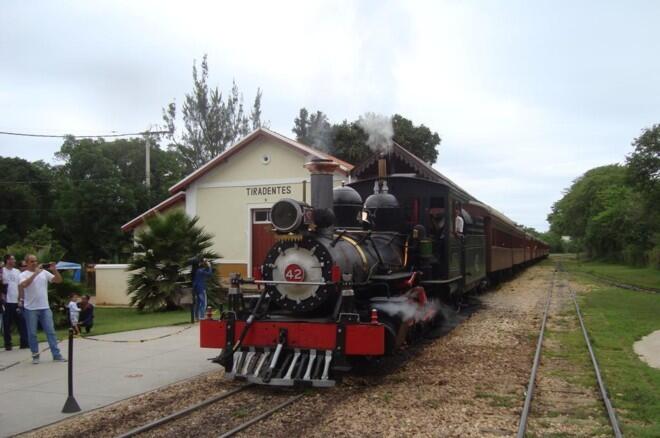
121 191 186 232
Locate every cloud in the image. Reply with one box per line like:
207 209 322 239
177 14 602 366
2 0 659 232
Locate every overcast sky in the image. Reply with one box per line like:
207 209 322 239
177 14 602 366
2 0 659 231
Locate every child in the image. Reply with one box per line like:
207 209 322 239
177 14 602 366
68 294 80 335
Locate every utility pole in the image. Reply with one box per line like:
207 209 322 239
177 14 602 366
143 130 170 192
145 135 151 189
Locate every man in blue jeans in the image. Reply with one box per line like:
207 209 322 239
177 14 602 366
192 259 213 320
19 255 66 364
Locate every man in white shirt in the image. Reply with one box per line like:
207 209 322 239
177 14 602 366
454 206 465 238
2 254 28 350
19 254 66 364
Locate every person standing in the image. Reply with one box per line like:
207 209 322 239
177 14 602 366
192 259 213 320
454 204 465 239
67 293 81 335
19 255 66 363
2 254 28 350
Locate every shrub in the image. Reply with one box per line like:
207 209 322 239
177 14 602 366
127 211 221 311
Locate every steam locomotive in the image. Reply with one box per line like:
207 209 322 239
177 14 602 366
200 147 548 387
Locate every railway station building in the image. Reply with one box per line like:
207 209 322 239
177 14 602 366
96 129 351 305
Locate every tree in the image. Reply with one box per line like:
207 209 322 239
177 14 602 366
330 120 371 164
127 211 220 311
53 136 185 262
0 157 56 247
291 110 441 164
627 124 660 193
392 114 440 163
626 124 660 267
547 165 645 262
163 55 265 172
292 108 332 150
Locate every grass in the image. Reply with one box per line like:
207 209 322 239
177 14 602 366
5 307 191 346
557 264 660 437
556 254 660 290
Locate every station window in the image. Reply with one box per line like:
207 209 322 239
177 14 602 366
253 209 271 223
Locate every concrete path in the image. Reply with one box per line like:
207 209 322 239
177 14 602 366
634 329 660 369
0 324 218 437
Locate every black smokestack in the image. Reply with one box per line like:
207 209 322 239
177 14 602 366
304 158 338 211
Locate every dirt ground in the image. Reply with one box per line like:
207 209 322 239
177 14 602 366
22 262 611 437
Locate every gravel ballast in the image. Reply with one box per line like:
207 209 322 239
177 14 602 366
23 263 600 437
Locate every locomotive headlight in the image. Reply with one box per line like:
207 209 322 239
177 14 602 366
271 198 307 233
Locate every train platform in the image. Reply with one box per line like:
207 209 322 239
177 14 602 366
0 324 217 437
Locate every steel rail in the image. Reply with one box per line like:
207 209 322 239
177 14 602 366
218 393 305 438
116 384 252 438
562 266 623 438
516 269 555 438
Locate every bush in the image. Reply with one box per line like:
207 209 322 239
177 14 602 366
646 246 660 270
622 244 647 267
127 211 221 311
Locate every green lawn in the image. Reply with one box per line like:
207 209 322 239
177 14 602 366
556 255 660 290
560 267 660 437
5 307 192 346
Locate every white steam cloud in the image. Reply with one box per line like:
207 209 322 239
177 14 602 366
373 298 442 323
358 112 394 153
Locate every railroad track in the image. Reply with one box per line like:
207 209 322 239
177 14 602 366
116 383 305 438
517 265 622 438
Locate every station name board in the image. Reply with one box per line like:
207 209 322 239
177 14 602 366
246 185 292 196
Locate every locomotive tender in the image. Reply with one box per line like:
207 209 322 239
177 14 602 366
200 144 548 387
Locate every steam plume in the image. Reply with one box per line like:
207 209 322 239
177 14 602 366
358 113 394 153
373 298 442 323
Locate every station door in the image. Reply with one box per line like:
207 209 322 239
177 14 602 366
251 208 277 272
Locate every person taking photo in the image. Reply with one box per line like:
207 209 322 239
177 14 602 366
19 255 66 364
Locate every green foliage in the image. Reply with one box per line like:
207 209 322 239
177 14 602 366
52 136 184 262
0 157 56 248
547 164 654 264
292 108 333 150
626 124 660 198
291 109 441 164
331 120 371 164
127 211 220 311
549 123 660 268
163 54 264 172
5 225 66 263
391 114 440 163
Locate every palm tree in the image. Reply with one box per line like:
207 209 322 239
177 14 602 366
127 211 220 311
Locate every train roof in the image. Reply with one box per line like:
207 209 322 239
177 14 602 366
351 142 546 245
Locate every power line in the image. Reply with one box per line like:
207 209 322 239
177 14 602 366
0 177 150 185
0 130 170 139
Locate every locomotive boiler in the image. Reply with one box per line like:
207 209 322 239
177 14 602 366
200 147 549 387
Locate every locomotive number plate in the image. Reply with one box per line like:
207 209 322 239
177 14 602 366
284 264 305 282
